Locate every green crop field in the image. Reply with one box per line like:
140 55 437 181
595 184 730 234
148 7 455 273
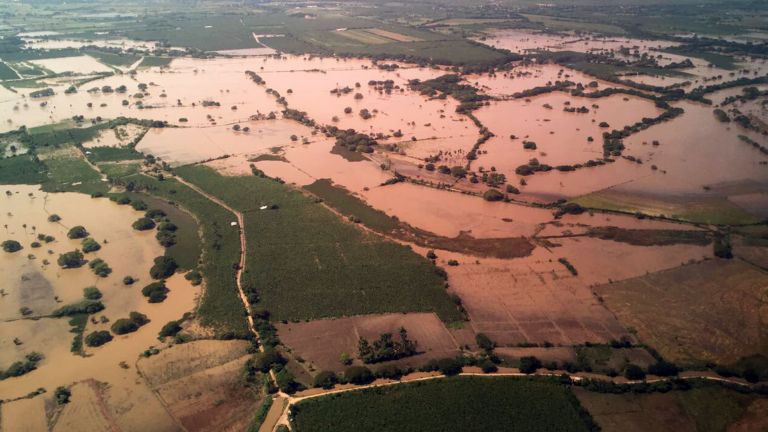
85 146 143 163
174 166 461 323
0 62 19 80
0 155 47 184
123 173 247 337
291 376 596 432
38 146 108 195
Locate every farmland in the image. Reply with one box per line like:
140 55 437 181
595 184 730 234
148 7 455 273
291 377 596 432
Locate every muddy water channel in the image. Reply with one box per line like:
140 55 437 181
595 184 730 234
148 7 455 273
0 186 198 429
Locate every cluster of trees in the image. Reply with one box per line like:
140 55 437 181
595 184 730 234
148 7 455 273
325 126 377 154
142 281 169 303
245 70 265 85
0 352 43 380
149 256 178 280
282 108 315 127
358 328 418 364
2 240 22 253
408 75 490 113
89 258 112 277
52 299 105 317
58 250 85 268
84 330 113 347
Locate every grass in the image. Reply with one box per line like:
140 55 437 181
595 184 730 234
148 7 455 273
140 56 174 68
85 146 143 163
304 179 399 233
83 50 140 67
38 147 108 195
662 47 737 70
98 162 141 179
291 376 595 432
121 173 247 336
174 165 461 323
0 155 47 184
0 62 19 80
522 14 627 34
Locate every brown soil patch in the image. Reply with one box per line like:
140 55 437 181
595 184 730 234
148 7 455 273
593 259 768 364
574 388 697 432
496 347 577 364
276 313 460 373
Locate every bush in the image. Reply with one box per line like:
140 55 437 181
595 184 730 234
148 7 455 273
141 281 169 303
252 348 287 373
2 240 22 253
54 386 71 405
131 200 148 211
58 250 85 268
81 238 101 253
185 270 203 286
84 330 113 347
483 189 504 202
123 276 135 285
313 371 339 389
67 226 88 239
83 286 102 300
145 209 166 220
345 366 374 384
375 364 404 380
519 356 542 374
624 364 646 380
149 256 178 279
506 184 520 194
48 214 61 222
437 358 463 376
132 217 156 231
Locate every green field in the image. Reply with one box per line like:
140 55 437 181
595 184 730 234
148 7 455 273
291 377 596 432
0 62 19 80
118 173 247 336
139 56 174 68
85 146 144 163
0 155 47 184
83 50 140 67
38 146 108 195
174 166 461 323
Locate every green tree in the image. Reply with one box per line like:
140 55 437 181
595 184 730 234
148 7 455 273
67 226 88 239
2 240 22 253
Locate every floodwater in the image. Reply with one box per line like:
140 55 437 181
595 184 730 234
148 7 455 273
0 186 199 406
30 55 114 74
473 92 662 169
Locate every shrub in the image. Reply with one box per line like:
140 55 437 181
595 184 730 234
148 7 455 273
624 364 646 380
54 387 71 405
483 189 504 202
519 356 542 374
145 209 167 220
149 256 178 279
375 364 404 380
48 214 61 222
131 200 148 211
185 270 203 286
132 217 156 231
141 281 169 303
84 330 113 347
345 366 374 384
83 286 102 300
506 184 520 194
2 240 22 253
67 226 88 239
81 238 101 253
123 276 135 285
252 348 287 373
58 250 85 268
313 371 338 389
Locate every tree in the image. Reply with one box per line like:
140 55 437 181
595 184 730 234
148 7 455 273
132 217 156 231
475 333 495 351
483 189 504 202
437 358 462 376
83 286 102 300
159 320 182 338
48 214 61 222
313 371 338 389
58 250 85 268
345 366 374 384
141 281 169 303
519 356 542 374
54 386 71 405
2 240 22 253
81 238 101 253
624 364 646 380
149 256 178 279
85 331 113 347
648 360 678 377
480 359 498 373
67 226 88 239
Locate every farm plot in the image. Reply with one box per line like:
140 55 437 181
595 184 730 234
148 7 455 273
593 259 768 364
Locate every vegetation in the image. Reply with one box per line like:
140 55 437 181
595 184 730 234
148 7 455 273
84 330 113 347
174 166 461 323
83 286 102 300
0 352 44 381
111 312 150 335
89 258 112 277
67 225 88 239
142 281 170 303
57 250 85 268
52 300 105 317
358 328 418 364
2 240 22 253
291 377 597 432
149 256 178 279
